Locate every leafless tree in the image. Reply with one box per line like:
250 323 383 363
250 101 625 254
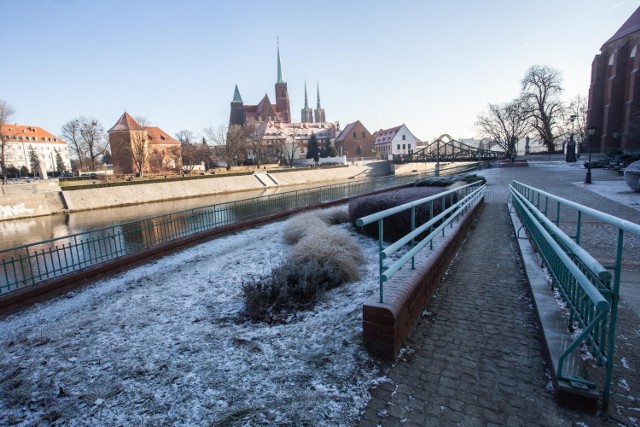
175 129 196 145
521 65 566 152
61 117 107 171
0 100 16 175
567 95 587 146
61 119 86 170
476 98 530 157
283 124 304 167
130 116 150 177
205 124 250 167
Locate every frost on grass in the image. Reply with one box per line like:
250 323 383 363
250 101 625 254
0 219 384 426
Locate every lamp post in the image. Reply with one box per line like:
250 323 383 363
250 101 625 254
585 127 596 184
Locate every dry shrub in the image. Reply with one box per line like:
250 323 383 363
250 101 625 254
289 227 363 283
314 206 351 225
282 212 328 245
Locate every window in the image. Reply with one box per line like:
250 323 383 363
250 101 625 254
402 144 406 149
397 144 400 150
362 132 365 138
353 132 356 138
402 135 406 140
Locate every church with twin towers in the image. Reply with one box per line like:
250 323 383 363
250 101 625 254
229 44 327 126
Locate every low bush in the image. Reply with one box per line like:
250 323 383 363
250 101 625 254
414 173 486 188
282 212 328 245
243 207 364 323
288 227 363 284
348 187 454 242
242 259 343 324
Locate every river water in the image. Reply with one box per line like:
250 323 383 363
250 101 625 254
0 182 335 251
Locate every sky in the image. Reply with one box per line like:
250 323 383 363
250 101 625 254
2 0 639 143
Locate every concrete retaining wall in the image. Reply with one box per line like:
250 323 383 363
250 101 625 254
0 185 66 221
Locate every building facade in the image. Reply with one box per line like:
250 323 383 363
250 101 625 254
0 124 71 175
108 112 181 175
334 120 374 158
372 124 421 159
588 5 640 152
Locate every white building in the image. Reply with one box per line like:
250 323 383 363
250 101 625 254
373 124 421 160
1 124 71 175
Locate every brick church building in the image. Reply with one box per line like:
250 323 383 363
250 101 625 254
588 5 640 152
229 45 326 126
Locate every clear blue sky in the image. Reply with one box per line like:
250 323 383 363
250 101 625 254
2 0 638 142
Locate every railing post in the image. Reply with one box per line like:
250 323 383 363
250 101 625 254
378 219 384 303
411 207 416 269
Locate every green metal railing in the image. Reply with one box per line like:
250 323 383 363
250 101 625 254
0 168 481 296
510 180 640 407
356 181 485 303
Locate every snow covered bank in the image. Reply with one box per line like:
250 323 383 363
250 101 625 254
0 219 387 426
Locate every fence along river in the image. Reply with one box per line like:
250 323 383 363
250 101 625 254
0 172 443 295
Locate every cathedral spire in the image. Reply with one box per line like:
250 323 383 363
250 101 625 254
276 40 285 84
316 81 321 108
232 84 243 103
304 81 309 108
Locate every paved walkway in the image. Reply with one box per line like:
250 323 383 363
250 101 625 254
359 161 640 426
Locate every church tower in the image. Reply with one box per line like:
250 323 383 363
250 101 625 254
314 82 326 123
301 81 313 123
274 43 291 122
229 85 246 126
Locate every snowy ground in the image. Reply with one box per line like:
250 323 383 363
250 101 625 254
0 217 389 426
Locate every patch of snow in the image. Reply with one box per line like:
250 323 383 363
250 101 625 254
622 357 632 370
620 378 632 392
0 219 387 426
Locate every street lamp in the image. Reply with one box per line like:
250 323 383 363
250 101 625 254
585 127 596 184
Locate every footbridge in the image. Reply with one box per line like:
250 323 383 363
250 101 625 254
407 134 501 162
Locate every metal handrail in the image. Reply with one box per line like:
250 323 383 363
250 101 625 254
508 180 639 407
357 181 485 303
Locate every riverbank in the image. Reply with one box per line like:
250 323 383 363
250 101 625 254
0 162 392 221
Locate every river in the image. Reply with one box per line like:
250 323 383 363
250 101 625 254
0 182 339 251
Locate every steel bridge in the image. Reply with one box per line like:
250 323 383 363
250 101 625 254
401 134 502 162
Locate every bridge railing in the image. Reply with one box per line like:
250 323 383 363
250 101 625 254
356 181 485 303
0 168 480 296
510 180 640 407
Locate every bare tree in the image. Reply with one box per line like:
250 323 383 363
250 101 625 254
476 98 530 157
130 116 150 177
0 99 16 175
205 124 249 167
175 129 196 145
80 118 107 170
61 119 86 170
567 95 587 146
521 65 566 152
61 117 107 171
283 124 304 167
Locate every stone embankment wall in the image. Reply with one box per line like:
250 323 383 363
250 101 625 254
0 182 66 221
0 163 392 220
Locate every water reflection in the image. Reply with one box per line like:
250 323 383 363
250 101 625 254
1 183 329 251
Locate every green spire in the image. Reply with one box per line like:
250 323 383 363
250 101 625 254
316 81 321 108
277 42 285 84
304 81 309 108
232 84 243 103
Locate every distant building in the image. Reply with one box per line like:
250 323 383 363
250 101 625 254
334 120 374 158
373 124 421 159
588 5 640 151
108 112 182 175
0 123 71 175
250 121 338 165
229 44 329 126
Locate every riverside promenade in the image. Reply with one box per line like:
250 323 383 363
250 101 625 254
359 158 640 426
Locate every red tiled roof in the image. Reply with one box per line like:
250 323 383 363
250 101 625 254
146 126 180 145
0 124 66 145
605 5 640 46
108 112 140 132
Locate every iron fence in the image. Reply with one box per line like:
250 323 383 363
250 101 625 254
1 169 480 295
510 180 640 407
356 181 485 303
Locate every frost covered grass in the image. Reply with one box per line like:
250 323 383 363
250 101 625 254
0 218 385 426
